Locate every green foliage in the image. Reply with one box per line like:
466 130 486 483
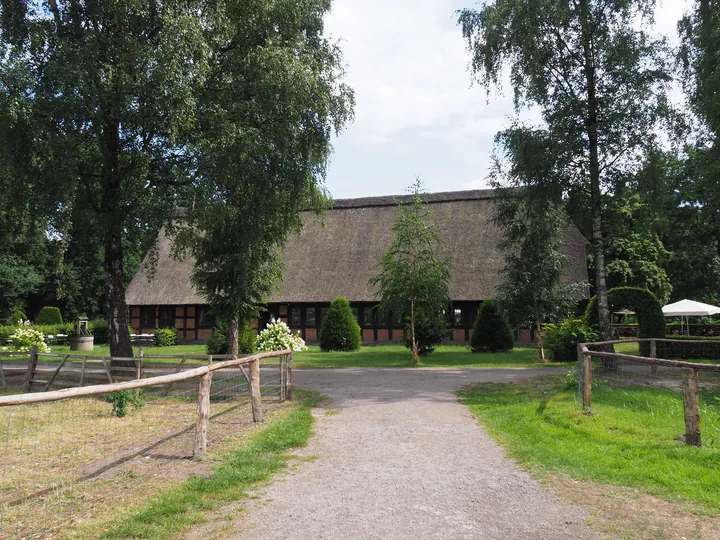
585 287 665 354
153 328 179 347
205 327 228 355
90 319 109 345
239 323 258 354
471 299 514 353
0 326 13 346
9 308 26 325
543 318 599 363
459 0 673 340
205 321 257 355
603 190 673 304
257 320 307 352
105 390 145 418
319 298 361 352
172 0 354 352
562 369 579 390
491 179 581 331
369 180 453 362
404 308 448 356
35 306 63 326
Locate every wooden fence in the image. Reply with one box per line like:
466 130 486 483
578 338 720 447
0 348 293 458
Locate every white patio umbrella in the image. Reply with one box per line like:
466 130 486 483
662 299 720 334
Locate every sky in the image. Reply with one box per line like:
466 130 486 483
322 0 691 200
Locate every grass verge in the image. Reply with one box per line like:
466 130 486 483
69 389 322 539
458 376 720 512
293 345 565 369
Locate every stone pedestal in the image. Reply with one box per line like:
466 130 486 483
69 336 94 351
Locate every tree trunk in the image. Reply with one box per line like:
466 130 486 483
104 225 134 362
535 316 546 363
580 0 612 343
100 117 134 364
410 301 419 365
227 314 239 357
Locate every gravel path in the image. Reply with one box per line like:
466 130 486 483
230 368 598 540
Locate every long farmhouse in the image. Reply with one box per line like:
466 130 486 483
126 190 589 344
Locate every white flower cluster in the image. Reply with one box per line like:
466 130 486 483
9 327 50 353
256 320 308 352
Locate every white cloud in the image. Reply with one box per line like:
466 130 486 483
323 0 694 199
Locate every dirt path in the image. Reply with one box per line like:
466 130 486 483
229 368 598 540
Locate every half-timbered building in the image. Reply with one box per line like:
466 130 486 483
125 190 589 344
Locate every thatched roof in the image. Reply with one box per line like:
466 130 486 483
126 189 589 306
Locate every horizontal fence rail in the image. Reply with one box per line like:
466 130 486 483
0 348 293 538
578 338 720 448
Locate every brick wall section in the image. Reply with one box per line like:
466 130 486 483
305 328 317 342
362 329 374 342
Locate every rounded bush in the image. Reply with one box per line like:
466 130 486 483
585 287 665 354
205 327 228 354
153 327 178 347
405 308 448 355
36 306 63 326
206 321 258 355
257 320 307 351
90 319 109 344
543 318 599 362
471 299 514 353
319 297 361 352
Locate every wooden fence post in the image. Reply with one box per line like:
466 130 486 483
279 355 285 402
682 368 701 447
249 358 263 423
578 343 591 412
23 346 38 393
650 339 657 376
193 371 212 458
286 351 293 401
136 348 144 380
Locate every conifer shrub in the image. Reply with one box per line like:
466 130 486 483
319 297 361 352
206 321 258 355
470 299 514 353
405 308 448 355
36 306 63 326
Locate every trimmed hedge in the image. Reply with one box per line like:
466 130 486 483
205 322 257 355
154 327 179 347
36 307 63 326
405 308 448 356
585 287 665 355
319 297 361 352
656 336 720 360
471 299 514 353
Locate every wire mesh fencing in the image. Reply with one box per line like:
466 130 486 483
0 349 292 539
578 339 720 449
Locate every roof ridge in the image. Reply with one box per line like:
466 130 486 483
330 189 495 209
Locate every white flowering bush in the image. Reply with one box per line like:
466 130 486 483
9 327 50 353
256 321 307 352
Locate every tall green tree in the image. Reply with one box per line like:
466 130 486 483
458 0 673 340
369 180 453 364
175 0 354 355
678 0 720 301
490 132 581 361
0 0 211 356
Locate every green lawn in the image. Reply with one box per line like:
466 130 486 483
26 344 565 369
69 389 322 539
292 345 564 369
459 376 720 511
